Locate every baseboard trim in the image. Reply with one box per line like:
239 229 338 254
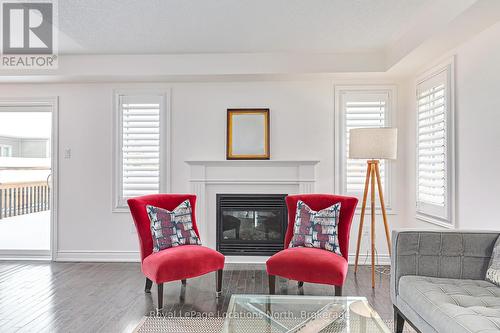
0 249 51 261
348 253 391 266
53 250 391 265
226 254 391 265
55 250 140 262
225 255 268 264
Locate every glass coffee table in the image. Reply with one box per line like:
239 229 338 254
222 295 390 333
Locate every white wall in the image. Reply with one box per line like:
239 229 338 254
454 22 500 229
0 78 407 262
403 22 500 230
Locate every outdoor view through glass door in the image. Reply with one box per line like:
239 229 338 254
0 110 52 253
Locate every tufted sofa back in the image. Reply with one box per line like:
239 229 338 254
391 230 500 303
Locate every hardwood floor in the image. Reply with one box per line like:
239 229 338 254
0 262 392 333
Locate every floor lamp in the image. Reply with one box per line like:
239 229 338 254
349 128 398 288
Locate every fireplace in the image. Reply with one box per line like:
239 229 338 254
216 194 288 256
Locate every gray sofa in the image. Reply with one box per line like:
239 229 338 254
391 230 500 333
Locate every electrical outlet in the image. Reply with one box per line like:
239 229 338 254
362 228 370 251
362 225 370 238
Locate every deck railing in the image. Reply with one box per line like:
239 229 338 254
0 181 50 219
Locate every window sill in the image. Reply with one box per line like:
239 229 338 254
112 206 130 213
416 212 454 229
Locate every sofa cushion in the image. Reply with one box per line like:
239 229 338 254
399 276 500 333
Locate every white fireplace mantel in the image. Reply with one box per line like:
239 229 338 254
185 160 319 263
186 160 318 182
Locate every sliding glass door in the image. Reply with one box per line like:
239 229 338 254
0 101 56 259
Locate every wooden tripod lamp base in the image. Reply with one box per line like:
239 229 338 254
348 127 398 289
353 160 392 289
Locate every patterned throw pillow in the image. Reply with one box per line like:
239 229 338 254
486 235 500 286
290 200 342 256
146 200 201 252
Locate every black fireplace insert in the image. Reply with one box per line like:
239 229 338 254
216 194 288 256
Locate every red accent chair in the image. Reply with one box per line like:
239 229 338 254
266 194 358 296
128 194 225 311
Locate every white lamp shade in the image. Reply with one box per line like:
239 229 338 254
349 128 398 160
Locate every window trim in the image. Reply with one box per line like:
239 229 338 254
112 89 171 213
415 58 455 228
334 85 397 213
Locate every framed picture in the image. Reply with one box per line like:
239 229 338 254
226 109 270 160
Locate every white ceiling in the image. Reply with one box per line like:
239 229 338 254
58 0 432 54
3 0 496 82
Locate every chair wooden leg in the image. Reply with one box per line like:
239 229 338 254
297 281 304 288
216 269 223 297
181 279 186 286
268 275 276 295
394 306 405 333
157 283 164 312
145 278 152 293
334 286 342 296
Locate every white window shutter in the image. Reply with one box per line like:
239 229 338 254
115 94 164 209
416 69 451 222
342 92 389 198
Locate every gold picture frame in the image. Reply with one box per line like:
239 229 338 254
226 109 270 160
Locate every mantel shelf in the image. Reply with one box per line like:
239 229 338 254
185 160 320 166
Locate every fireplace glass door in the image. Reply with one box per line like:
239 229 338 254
217 194 287 256
222 209 283 241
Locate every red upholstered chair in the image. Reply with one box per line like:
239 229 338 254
127 194 225 311
266 194 358 296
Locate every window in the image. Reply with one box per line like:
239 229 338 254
113 92 169 211
0 145 12 157
416 61 454 226
335 86 395 208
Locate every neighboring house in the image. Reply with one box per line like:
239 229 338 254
0 135 50 158
0 144 12 157
0 135 51 184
